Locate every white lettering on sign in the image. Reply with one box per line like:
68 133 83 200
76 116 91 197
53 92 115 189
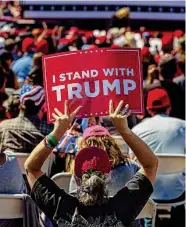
52 85 65 101
103 79 120 95
52 75 56 83
68 83 83 99
52 79 137 102
102 68 115 76
84 81 100 97
102 68 134 77
123 79 136 95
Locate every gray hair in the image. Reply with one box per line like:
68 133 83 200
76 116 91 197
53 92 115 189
78 170 108 206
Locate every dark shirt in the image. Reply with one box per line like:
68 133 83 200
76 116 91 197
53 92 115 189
0 115 53 153
31 172 153 227
173 74 185 92
0 68 15 89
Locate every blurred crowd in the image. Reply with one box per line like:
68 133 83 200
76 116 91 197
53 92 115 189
0 5 185 227
0 0 22 18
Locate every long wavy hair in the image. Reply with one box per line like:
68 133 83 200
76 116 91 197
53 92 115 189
79 135 129 169
78 169 108 206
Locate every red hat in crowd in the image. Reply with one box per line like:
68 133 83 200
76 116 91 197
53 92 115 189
35 39 49 54
70 26 79 33
22 37 35 52
141 47 151 58
75 147 111 178
88 44 98 49
162 35 173 50
95 35 106 45
83 125 111 140
147 88 171 110
174 30 184 38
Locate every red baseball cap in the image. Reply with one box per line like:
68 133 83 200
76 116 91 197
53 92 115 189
147 88 171 110
83 125 111 140
75 147 111 178
22 37 35 52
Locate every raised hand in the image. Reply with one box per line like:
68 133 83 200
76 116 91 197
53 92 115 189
52 101 82 139
109 100 131 134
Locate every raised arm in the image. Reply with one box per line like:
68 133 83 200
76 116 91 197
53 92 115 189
24 101 81 189
109 100 158 184
36 22 48 44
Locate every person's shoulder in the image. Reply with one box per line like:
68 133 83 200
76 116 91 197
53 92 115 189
0 118 16 127
113 159 140 173
165 116 185 124
173 75 185 83
132 118 152 132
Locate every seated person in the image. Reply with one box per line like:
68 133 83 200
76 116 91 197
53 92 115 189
24 100 158 227
0 84 53 153
69 125 140 197
0 150 26 227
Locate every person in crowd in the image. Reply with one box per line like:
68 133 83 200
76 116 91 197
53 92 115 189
12 37 36 86
0 84 53 153
0 150 25 193
144 54 185 120
47 120 82 178
32 52 44 69
0 49 19 107
130 88 185 227
26 66 43 87
5 38 22 61
130 88 185 155
0 50 19 92
25 52 44 86
2 93 20 120
0 150 26 227
173 54 185 91
24 100 158 227
47 117 99 178
69 125 140 200
144 64 159 87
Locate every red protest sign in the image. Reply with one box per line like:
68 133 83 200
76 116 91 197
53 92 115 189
43 48 143 122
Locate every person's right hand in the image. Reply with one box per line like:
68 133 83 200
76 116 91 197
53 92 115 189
109 100 131 134
51 101 82 140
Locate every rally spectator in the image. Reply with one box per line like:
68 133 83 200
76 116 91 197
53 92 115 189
144 64 159 87
5 38 22 61
24 100 158 227
144 54 185 120
32 52 44 69
131 88 185 227
47 120 82 178
0 150 25 227
0 50 18 106
12 37 36 86
159 54 185 119
0 150 25 193
25 52 44 86
0 85 53 153
173 54 185 91
26 66 43 87
2 93 20 120
69 125 140 202
0 50 19 92
130 88 185 155
47 117 99 178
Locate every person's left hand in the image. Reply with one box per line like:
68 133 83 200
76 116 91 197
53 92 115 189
109 100 131 134
51 101 82 139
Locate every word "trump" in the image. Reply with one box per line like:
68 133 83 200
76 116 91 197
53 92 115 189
52 79 136 101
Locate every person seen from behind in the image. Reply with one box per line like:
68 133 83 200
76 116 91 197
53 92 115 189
25 100 158 227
